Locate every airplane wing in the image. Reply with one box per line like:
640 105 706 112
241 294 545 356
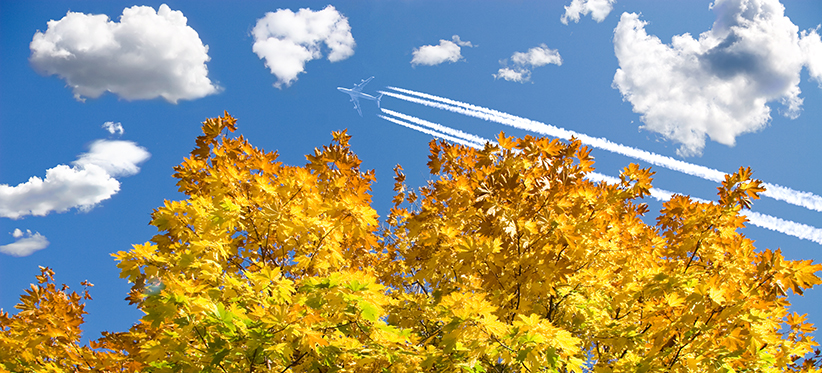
352 97 363 116
353 76 374 92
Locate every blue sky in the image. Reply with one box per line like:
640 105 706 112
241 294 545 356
1 0 821 344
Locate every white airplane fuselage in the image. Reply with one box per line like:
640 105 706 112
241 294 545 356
337 87 379 102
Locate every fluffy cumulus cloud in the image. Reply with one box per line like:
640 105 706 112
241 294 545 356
252 5 355 89
0 137 150 219
561 0 617 24
29 4 219 103
612 0 822 157
494 44 562 83
411 35 474 66
0 229 49 257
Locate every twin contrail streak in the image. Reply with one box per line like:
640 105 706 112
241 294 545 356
380 108 487 145
382 87 822 214
378 114 480 149
378 108 822 245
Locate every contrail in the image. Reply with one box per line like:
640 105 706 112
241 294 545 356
383 87 822 213
584 173 822 244
381 108 488 146
378 114 481 149
378 109 822 245
742 211 822 244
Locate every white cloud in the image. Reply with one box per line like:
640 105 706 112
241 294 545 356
511 45 563 67
0 164 118 219
29 4 219 103
494 68 528 83
73 140 150 177
0 229 49 257
451 35 474 48
0 140 150 219
494 44 562 83
102 121 124 136
252 5 355 89
800 27 822 86
411 35 473 66
411 40 461 66
612 0 822 157
561 0 616 25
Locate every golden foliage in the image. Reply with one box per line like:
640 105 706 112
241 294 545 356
0 267 134 372
2 112 820 372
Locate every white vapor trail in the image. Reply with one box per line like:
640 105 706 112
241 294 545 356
378 114 481 149
378 109 822 245
381 108 487 145
382 87 822 214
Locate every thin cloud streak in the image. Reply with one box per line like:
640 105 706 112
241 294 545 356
382 86 822 213
378 106 822 245
381 108 488 145
742 211 822 244
378 114 481 149
584 174 822 244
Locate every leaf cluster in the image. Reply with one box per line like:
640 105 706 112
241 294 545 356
2 113 820 372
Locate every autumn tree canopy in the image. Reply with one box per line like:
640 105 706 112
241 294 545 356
2 112 821 372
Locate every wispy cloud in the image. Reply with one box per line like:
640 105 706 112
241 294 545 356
801 27 822 86
411 35 474 66
0 229 49 257
252 5 355 88
612 0 822 156
378 105 822 245
0 139 150 219
29 4 219 103
494 44 562 83
102 121 124 136
561 0 616 25
381 86 822 213
451 35 474 48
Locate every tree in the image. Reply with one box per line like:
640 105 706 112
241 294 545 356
382 135 822 372
2 112 820 372
0 267 134 372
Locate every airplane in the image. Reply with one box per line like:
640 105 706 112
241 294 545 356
337 76 383 116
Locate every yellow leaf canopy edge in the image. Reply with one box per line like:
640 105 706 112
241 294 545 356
2 112 821 373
